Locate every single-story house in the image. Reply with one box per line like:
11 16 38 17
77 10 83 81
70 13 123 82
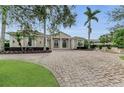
8 30 86 49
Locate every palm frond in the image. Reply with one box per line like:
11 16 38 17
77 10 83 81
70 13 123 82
86 7 91 13
84 20 89 26
92 10 101 16
84 11 89 16
92 17 99 22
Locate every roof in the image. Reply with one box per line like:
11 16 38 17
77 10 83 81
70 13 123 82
72 36 86 40
59 31 71 37
7 30 44 36
51 31 71 37
91 39 100 43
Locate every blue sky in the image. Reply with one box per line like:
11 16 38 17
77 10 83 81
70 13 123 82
0 5 120 39
60 5 120 39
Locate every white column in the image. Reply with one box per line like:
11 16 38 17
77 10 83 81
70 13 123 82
68 38 70 49
51 36 53 49
46 37 48 47
71 39 75 49
60 38 62 48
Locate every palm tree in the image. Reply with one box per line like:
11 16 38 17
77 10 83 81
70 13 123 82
0 6 9 52
84 7 100 49
30 5 76 51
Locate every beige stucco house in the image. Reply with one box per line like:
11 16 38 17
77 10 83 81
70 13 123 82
9 31 86 49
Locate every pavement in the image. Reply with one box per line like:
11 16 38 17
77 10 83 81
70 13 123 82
0 50 124 87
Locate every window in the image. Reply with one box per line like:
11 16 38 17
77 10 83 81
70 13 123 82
62 39 67 48
28 37 32 46
13 40 15 43
54 39 59 48
40 41 41 44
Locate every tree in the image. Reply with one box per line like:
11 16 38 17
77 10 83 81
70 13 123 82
99 34 111 44
0 6 9 52
108 23 124 31
108 6 124 22
99 35 107 44
29 5 76 51
84 7 100 49
0 5 32 52
112 28 124 47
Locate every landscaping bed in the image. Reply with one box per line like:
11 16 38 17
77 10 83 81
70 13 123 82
0 47 52 54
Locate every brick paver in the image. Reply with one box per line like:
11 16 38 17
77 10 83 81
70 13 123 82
0 50 124 87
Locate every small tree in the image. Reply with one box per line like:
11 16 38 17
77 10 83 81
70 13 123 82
0 5 33 52
113 28 124 48
99 35 106 44
99 34 112 44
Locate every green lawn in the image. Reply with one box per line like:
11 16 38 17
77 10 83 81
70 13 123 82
120 56 124 60
0 60 59 87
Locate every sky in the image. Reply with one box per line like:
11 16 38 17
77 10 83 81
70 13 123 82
0 5 120 40
60 5 120 39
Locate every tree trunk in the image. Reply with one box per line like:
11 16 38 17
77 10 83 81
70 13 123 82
50 35 53 50
43 18 47 51
88 21 92 49
18 41 23 52
0 11 7 52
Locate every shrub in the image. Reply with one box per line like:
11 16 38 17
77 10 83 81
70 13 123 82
4 42 10 48
98 45 102 49
107 45 111 49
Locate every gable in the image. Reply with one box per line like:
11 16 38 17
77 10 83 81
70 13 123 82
52 31 71 38
60 32 71 38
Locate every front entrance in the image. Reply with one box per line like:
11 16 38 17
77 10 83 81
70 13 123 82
54 39 59 48
62 39 68 48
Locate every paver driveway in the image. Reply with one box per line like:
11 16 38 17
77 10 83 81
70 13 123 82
1 50 124 87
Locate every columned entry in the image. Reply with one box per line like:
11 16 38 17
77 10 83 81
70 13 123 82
53 38 70 49
62 39 68 48
54 39 59 48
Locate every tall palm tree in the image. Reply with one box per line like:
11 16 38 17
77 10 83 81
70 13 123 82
0 6 9 52
30 5 76 51
84 7 100 49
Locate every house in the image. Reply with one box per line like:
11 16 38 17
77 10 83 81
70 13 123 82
8 30 86 49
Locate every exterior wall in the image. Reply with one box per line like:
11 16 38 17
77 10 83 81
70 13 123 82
10 36 44 47
35 36 44 47
71 39 75 49
52 32 71 39
10 36 23 47
22 37 29 47
71 38 85 49
9 32 86 49
51 32 71 49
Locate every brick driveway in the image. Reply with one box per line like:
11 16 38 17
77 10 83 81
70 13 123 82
1 50 124 87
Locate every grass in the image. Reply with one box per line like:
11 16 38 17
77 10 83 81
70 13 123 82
120 56 124 60
0 60 59 87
